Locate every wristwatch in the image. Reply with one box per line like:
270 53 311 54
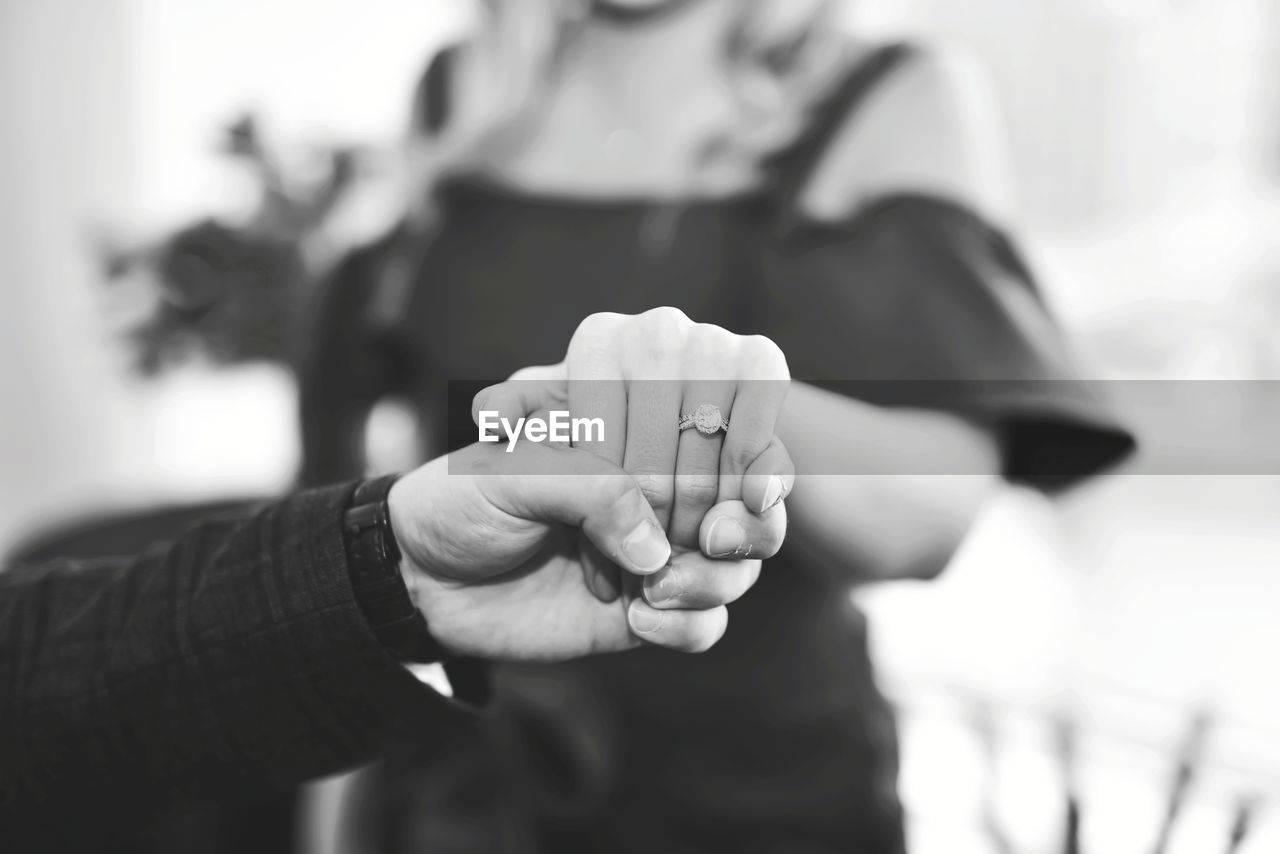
343 475 449 663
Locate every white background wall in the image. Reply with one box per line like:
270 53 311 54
0 0 142 546
0 0 461 547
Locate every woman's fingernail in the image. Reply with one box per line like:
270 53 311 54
706 517 746 558
628 602 665 635
762 475 785 511
622 519 670 573
644 567 682 605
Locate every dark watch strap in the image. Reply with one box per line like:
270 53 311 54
343 475 449 664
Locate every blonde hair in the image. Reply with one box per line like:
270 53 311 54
403 0 851 224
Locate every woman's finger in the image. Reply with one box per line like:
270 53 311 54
471 363 568 426
563 315 632 599
642 551 762 610
566 322 628 466
670 376 736 548
619 308 701 532
621 379 683 531
740 436 796 516
718 336 790 503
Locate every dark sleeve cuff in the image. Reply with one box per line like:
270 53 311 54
210 482 481 783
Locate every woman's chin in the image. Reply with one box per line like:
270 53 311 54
594 0 698 17
598 0 683 10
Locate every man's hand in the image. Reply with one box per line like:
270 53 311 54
387 442 773 663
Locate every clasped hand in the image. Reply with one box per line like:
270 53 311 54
389 308 792 662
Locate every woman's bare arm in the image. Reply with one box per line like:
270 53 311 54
780 44 1018 582
778 382 1000 583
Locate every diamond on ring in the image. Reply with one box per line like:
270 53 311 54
679 404 729 435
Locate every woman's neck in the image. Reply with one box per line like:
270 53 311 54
572 0 734 95
479 0 756 198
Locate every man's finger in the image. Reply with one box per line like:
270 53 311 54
642 553 762 610
698 498 788 561
488 445 672 576
578 530 623 603
626 602 728 653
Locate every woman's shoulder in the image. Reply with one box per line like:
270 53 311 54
798 39 1017 227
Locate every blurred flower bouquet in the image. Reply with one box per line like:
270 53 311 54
100 115 358 376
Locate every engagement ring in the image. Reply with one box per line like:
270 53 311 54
679 404 729 435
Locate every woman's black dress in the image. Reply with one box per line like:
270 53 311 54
299 45 1134 854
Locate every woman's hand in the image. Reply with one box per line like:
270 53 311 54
472 307 794 606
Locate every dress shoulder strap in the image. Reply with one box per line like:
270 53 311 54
766 42 920 223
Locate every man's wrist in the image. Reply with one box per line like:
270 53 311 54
343 476 449 663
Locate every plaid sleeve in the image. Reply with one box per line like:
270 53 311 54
0 483 475 845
